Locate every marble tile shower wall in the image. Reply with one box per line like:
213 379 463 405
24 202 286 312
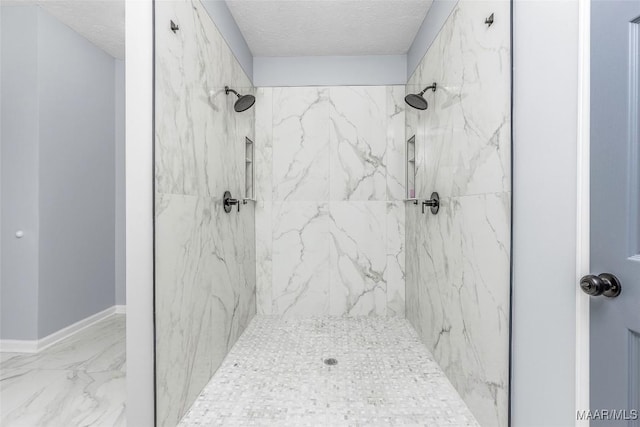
255 86 406 317
154 1 256 426
405 2 511 427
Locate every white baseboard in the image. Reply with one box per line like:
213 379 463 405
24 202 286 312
0 304 126 353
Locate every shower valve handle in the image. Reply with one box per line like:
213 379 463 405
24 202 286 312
223 191 240 213
422 192 440 215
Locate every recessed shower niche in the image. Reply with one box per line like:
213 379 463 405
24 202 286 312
245 137 254 200
406 135 416 199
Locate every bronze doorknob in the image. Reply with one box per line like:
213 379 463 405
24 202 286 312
579 273 621 298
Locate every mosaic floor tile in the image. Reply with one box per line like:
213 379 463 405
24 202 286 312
179 316 478 426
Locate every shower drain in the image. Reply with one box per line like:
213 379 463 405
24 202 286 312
324 358 338 366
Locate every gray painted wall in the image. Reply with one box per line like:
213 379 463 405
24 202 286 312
511 1 579 425
115 60 126 305
0 6 118 340
253 55 407 86
1 6 41 341
201 0 253 80
406 0 458 78
37 8 116 337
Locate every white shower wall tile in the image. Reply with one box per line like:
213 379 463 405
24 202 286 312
448 193 510 427
407 193 510 427
405 1 511 426
329 202 387 316
155 193 256 427
272 201 330 317
272 87 330 201
255 89 274 315
155 0 254 198
255 88 273 202
255 86 406 317
408 3 510 200
329 87 387 201
386 201 405 316
404 105 421 199
386 86 407 201
255 200 273 315
254 88 273 314
154 0 256 425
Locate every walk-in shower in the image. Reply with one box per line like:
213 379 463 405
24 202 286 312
225 86 255 112
154 1 512 426
404 82 437 110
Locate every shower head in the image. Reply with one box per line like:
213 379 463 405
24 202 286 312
234 94 256 112
225 86 255 112
405 82 437 111
405 93 428 110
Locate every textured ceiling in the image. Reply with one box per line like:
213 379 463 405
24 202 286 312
6 1 430 60
40 0 124 59
225 0 434 57
8 0 125 59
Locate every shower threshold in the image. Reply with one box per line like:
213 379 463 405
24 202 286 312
178 316 478 426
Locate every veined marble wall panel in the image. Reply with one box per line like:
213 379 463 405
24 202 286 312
254 88 273 202
155 194 255 426
255 86 406 317
329 87 387 201
255 200 273 315
155 1 254 199
386 87 407 201
154 1 256 426
405 2 511 427
272 201 330 316
329 201 387 316
254 89 273 315
385 201 406 316
272 87 330 201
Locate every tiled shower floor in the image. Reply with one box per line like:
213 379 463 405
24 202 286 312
179 316 479 426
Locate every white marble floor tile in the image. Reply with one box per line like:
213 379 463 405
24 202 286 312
0 314 126 427
0 353 22 364
179 316 479 426
1 315 126 377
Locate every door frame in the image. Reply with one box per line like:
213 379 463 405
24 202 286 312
125 0 156 425
576 0 591 424
124 1 594 425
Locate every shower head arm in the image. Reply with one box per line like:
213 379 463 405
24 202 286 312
225 86 241 98
419 82 437 95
